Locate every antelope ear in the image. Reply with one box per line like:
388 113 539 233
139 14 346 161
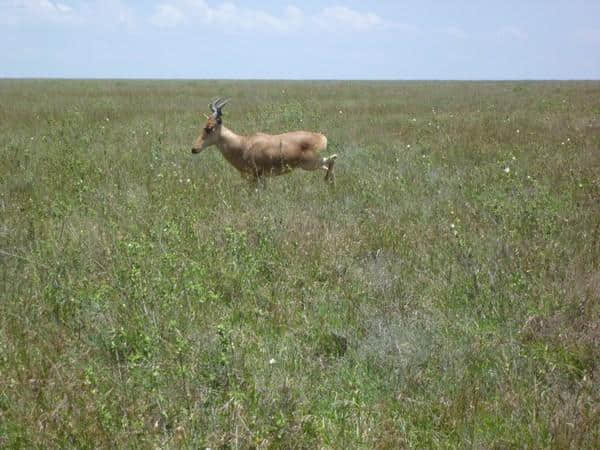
203 113 210 119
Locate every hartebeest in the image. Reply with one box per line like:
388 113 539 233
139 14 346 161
191 98 337 183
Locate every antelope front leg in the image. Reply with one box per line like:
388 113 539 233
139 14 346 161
249 171 267 190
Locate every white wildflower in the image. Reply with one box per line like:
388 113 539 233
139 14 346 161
269 358 276 365
504 167 510 173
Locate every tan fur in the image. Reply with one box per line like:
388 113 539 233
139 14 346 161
192 105 336 182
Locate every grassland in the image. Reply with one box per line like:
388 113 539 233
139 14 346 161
1 79 599 448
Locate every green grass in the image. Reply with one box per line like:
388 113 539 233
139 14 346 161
1 79 599 448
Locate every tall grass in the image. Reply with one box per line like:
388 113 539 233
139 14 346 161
1 79 599 448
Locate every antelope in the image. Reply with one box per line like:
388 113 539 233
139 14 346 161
191 98 337 184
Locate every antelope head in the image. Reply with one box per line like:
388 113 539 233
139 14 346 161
191 97 230 153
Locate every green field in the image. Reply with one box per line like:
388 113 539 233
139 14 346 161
1 79 599 448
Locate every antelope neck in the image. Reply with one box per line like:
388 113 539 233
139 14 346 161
218 126 246 153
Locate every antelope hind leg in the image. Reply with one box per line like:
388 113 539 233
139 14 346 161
323 154 337 182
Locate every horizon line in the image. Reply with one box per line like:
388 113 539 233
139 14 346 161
2 77 599 82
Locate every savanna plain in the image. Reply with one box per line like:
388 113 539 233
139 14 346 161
1 80 599 448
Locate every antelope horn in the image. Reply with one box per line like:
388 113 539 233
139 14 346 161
209 98 219 114
210 97 230 113
216 97 230 109
209 97 230 122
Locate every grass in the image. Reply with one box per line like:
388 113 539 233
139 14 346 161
1 79 599 448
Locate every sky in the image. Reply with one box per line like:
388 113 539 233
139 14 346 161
1 0 600 79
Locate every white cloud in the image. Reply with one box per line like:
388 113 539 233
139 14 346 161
1 0 76 24
1 0 136 27
285 5 303 27
150 4 185 28
27 0 72 14
148 2 389 33
442 26 468 40
54 2 72 13
149 1 292 31
316 6 383 31
85 0 137 29
498 26 528 40
1 1 396 34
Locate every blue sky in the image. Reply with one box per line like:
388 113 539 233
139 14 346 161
2 0 599 79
